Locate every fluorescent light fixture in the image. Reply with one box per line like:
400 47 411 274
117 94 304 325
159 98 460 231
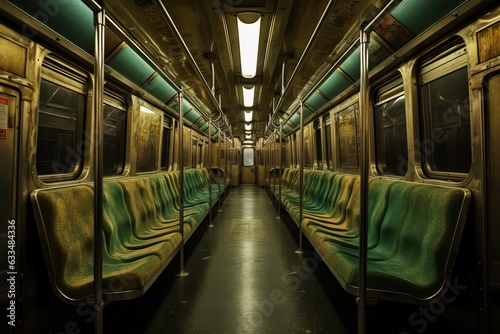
244 110 253 122
237 14 261 78
245 123 252 131
245 134 252 139
242 87 255 107
140 105 155 114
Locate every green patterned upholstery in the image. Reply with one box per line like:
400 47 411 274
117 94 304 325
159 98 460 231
332 183 470 301
276 168 471 303
102 181 181 262
30 169 220 304
31 186 165 303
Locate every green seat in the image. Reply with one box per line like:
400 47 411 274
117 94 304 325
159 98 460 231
102 181 182 262
304 179 471 303
30 186 165 303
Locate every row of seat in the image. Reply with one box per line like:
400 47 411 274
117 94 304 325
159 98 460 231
30 168 228 304
271 168 471 304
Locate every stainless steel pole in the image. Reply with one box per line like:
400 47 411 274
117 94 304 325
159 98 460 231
93 5 105 334
178 91 188 276
358 28 370 334
296 101 304 254
208 118 213 227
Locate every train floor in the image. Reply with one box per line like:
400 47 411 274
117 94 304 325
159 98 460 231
103 185 452 334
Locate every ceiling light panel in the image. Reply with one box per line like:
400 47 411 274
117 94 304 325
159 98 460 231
237 15 261 78
242 87 255 107
244 110 253 122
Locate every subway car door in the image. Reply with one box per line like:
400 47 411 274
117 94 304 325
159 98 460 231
0 86 20 325
486 73 500 333
241 147 255 184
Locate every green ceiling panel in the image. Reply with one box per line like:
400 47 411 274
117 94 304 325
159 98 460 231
290 113 300 126
199 123 209 133
185 109 201 123
303 105 314 119
182 100 193 114
107 46 155 87
318 70 352 101
337 38 391 85
283 125 291 135
339 47 361 82
144 76 177 104
305 92 328 111
10 0 94 54
391 0 466 36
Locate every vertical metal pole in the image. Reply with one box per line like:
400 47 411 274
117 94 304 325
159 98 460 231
265 136 270 199
295 102 304 254
217 127 222 211
224 133 228 200
276 123 283 220
358 29 370 334
269 140 280 205
208 118 213 227
93 6 105 334
178 91 188 276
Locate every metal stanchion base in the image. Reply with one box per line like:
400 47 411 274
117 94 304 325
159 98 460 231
176 271 189 277
294 249 304 254
276 216 282 220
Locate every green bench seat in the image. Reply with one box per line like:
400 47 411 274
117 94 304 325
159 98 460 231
275 168 471 304
30 185 174 303
30 168 221 304
329 182 470 302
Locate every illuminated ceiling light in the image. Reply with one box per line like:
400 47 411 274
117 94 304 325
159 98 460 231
242 86 255 108
244 110 253 122
245 123 252 131
237 13 261 78
245 134 252 139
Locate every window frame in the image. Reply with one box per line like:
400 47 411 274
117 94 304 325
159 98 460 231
373 73 408 177
418 38 471 180
242 147 255 167
36 54 88 182
102 90 128 177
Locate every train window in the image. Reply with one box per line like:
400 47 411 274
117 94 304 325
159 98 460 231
373 74 407 176
103 92 127 176
324 115 332 170
243 147 254 167
36 56 87 178
335 103 359 169
419 39 471 177
161 117 171 170
136 105 161 172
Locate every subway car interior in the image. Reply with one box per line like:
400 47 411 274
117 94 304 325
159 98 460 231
1 0 500 333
